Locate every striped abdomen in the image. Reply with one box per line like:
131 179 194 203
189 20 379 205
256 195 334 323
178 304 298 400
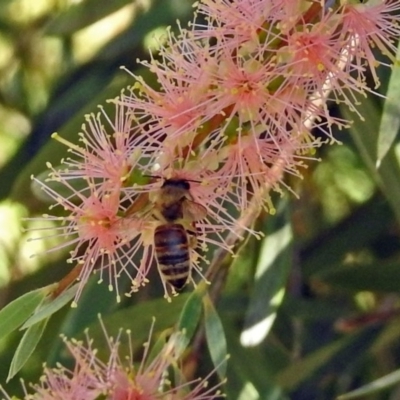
154 223 190 290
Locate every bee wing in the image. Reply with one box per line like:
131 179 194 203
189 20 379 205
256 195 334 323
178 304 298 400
183 199 208 222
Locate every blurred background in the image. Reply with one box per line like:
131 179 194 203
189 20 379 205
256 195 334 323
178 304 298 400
0 1 400 399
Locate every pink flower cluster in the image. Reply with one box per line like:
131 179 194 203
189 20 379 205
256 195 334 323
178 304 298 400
0 322 224 400
30 0 400 302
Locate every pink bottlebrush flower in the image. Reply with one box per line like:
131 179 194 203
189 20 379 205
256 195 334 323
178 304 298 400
171 38 310 149
339 0 400 88
30 170 151 305
32 106 248 302
199 11 358 142
0 333 105 400
26 0 400 306
102 325 224 400
163 370 226 400
205 133 320 214
55 320 223 400
119 29 216 142
27 101 173 303
192 0 285 46
207 41 279 121
278 10 366 99
119 1 370 182
52 102 156 193
105 333 177 399
23 363 103 400
193 24 342 143
31 136 244 302
0 321 181 400
119 80 203 148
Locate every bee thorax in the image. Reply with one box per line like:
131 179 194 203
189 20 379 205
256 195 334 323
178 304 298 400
161 200 184 222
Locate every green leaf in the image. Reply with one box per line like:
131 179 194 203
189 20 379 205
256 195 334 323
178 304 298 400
145 325 173 367
44 0 194 36
0 288 47 341
45 0 132 34
274 335 353 390
302 195 392 277
203 293 228 380
241 200 292 347
341 92 400 225
337 368 400 400
21 284 78 330
376 41 400 167
7 318 48 382
177 286 205 344
370 317 400 356
223 318 289 400
282 295 348 322
314 260 400 293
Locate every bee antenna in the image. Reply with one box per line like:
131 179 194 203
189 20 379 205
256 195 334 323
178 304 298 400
143 175 201 184
143 174 162 180
185 179 201 183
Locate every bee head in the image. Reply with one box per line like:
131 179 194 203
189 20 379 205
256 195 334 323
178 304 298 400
162 179 190 191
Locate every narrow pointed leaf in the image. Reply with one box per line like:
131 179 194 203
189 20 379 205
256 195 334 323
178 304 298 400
341 93 400 225
241 201 292 347
275 335 352 390
7 318 49 381
21 284 78 330
0 288 47 341
177 284 206 344
203 293 228 380
337 368 400 400
376 41 400 166
224 318 288 399
314 260 400 293
45 0 132 34
145 326 173 368
302 195 392 277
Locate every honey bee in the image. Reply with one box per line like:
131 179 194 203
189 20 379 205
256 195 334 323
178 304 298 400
152 178 207 291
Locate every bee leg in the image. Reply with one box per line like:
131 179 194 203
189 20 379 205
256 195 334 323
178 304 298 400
187 232 197 248
152 209 166 223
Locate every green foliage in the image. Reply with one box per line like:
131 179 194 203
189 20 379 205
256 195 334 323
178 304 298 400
337 368 400 399
7 318 48 381
203 293 228 380
377 40 400 167
241 201 292 347
177 286 204 343
21 285 78 329
0 288 47 341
